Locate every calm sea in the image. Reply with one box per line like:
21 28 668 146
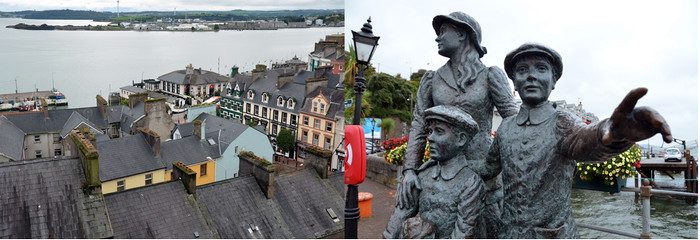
0 18 343 108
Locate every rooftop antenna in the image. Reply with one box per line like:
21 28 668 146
15 77 18 93
117 0 120 18
52 72 55 91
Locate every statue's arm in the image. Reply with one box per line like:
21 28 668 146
488 66 519 118
404 71 434 171
557 113 632 163
452 173 485 239
479 136 503 181
384 184 420 238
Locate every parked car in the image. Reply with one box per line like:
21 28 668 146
664 147 682 162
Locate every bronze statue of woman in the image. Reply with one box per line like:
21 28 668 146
395 11 518 237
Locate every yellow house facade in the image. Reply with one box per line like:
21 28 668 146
164 160 216 186
297 92 336 150
102 169 167 194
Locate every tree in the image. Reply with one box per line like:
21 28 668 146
277 128 295 154
344 94 372 125
213 24 220 31
410 69 428 82
379 118 395 141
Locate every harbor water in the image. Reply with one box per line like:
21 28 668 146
572 172 698 239
0 18 343 108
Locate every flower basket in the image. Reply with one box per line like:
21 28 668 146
572 144 640 193
572 173 627 193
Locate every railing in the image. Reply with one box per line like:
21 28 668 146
576 179 698 239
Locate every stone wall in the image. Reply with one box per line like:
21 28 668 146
365 154 399 189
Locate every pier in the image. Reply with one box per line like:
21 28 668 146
637 157 698 195
0 90 67 111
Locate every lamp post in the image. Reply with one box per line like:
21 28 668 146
346 17 379 239
371 118 376 153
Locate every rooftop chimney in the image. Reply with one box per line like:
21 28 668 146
128 92 148 109
172 161 197 195
230 66 239 77
96 94 107 120
303 145 332 179
276 71 295 89
251 64 267 83
193 120 205 140
138 128 161 157
238 151 275 199
69 130 101 194
41 98 49 118
186 63 194 75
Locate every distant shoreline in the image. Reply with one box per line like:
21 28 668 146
5 22 341 31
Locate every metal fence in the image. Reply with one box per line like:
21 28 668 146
575 179 698 239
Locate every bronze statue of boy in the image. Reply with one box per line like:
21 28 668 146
385 105 486 239
480 43 673 238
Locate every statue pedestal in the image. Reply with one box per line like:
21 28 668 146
358 192 374 218
572 174 627 193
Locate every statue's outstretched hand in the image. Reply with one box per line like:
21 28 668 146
602 88 673 145
396 169 421 209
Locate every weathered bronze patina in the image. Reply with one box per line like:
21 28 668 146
385 105 486 239
396 12 518 238
479 43 673 238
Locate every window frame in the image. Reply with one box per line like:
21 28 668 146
200 164 208 176
117 180 125 192
145 173 153 185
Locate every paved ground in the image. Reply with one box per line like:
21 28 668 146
355 177 397 239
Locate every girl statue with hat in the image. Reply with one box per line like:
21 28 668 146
396 11 518 238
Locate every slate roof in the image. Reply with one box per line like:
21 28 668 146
193 113 249 152
3 107 109 134
246 68 306 114
119 85 147 94
158 68 231 85
96 134 165 181
106 105 126 124
328 172 346 200
174 122 194 138
104 181 215 239
59 111 103 138
0 116 25 160
116 102 146 134
196 176 291 239
274 169 345 238
160 135 220 171
299 87 344 120
0 158 113 238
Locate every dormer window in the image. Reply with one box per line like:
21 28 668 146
247 90 255 100
277 96 284 106
287 98 295 109
262 92 269 103
320 103 326 113
313 102 318 112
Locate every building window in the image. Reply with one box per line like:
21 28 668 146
246 103 251 113
302 131 308 142
247 90 254 99
145 173 153 185
325 137 331 149
117 180 125 192
262 107 268 118
291 115 297 126
326 122 333 132
313 102 318 112
277 96 284 106
54 148 62 156
303 116 309 125
282 112 288 123
34 135 40 143
273 110 279 121
287 99 295 109
254 105 259 116
320 103 326 113
35 150 42 158
200 164 207 176
314 119 320 129
272 124 278 135
262 93 269 103
53 134 60 143
313 134 319 146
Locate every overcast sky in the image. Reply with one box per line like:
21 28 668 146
0 0 343 11
346 0 699 147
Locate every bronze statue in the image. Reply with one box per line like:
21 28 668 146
385 105 486 239
397 13 518 238
478 43 673 238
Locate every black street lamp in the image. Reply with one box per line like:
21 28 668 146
371 118 376 153
346 17 379 239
